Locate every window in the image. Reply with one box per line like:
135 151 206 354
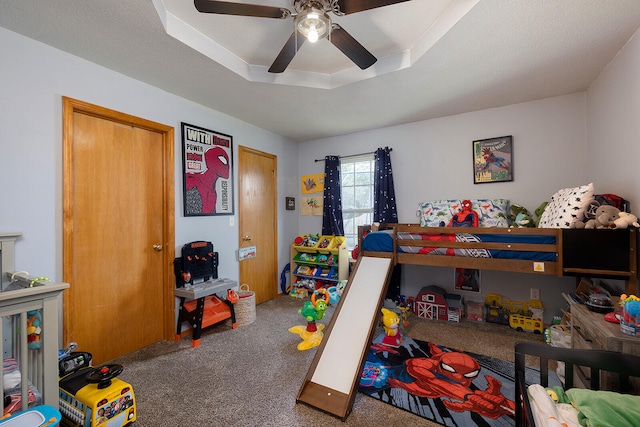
340 155 374 250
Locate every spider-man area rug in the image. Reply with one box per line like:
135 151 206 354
358 334 557 426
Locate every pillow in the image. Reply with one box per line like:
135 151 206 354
538 183 594 228
419 199 510 228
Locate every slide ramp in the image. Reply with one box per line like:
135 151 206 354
296 256 394 420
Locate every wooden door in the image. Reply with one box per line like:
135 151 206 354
238 146 278 304
63 97 175 364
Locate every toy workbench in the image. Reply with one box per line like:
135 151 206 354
174 241 239 347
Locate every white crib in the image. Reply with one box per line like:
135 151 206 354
0 233 69 413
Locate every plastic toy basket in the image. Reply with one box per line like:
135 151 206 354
235 284 256 327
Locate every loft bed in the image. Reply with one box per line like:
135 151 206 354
514 341 640 426
357 224 638 294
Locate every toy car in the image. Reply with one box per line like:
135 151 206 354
509 313 543 334
59 353 136 427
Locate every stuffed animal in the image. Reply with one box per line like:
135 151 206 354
614 212 640 229
509 204 535 228
574 200 601 228
26 310 42 350
581 205 620 229
534 201 549 227
448 199 478 227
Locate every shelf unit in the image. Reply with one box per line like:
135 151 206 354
571 301 640 392
290 235 349 293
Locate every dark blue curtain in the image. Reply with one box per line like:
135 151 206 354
322 155 344 235
374 147 398 223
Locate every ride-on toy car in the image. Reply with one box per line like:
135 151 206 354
58 352 136 426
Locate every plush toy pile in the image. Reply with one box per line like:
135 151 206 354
526 189 638 229
574 205 639 229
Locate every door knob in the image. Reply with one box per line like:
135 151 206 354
243 235 251 242
153 244 163 251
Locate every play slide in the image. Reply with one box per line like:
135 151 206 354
296 256 394 420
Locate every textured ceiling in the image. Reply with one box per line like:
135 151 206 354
1 0 640 142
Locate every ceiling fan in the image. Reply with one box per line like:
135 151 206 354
194 0 411 73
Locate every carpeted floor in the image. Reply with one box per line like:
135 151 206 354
109 295 546 426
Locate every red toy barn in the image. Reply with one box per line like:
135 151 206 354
414 285 448 320
414 285 463 322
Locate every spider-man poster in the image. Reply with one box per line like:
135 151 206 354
181 122 233 216
473 136 513 184
359 334 548 426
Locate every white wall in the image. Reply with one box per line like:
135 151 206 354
587 27 640 209
298 94 588 321
0 27 299 285
299 93 588 228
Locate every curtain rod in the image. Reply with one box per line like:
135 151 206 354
313 148 392 162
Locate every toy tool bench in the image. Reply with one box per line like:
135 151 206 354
174 241 239 347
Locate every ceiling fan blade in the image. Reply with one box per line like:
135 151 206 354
334 0 411 15
268 32 305 73
194 0 290 19
329 24 377 70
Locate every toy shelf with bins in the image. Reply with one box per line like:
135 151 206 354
290 235 349 292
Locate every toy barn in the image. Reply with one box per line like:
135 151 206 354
413 285 464 323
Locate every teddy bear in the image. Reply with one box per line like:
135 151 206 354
578 205 620 229
614 212 640 229
508 204 535 228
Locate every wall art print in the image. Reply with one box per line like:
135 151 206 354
473 135 513 184
181 122 234 216
455 268 481 293
301 173 325 194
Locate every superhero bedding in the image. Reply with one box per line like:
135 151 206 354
362 229 557 261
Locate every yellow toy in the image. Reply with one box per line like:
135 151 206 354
289 289 330 350
380 308 402 347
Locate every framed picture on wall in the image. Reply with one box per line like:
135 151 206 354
181 122 234 216
454 268 480 292
473 135 513 184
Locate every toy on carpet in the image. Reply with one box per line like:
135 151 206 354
508 204 535 228
448 199 478 227
288 289 330 350
380 308 402 347
0 405 61 427
326 280 346 307
397 295 413 327
58 350 136 426
359 361 389 388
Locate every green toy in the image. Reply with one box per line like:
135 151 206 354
534 201 549 227
508 204 535 228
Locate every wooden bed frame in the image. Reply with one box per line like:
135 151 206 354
358 224 638 295
514 341 640 426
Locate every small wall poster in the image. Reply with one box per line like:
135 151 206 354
473 135 513 184
454 268 480 292
300 196 323 216
301 174 324 194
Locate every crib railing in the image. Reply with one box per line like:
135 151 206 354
1 273 69 412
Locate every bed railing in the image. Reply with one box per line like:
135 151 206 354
357 224 562 276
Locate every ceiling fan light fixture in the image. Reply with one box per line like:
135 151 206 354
295 7 330 43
